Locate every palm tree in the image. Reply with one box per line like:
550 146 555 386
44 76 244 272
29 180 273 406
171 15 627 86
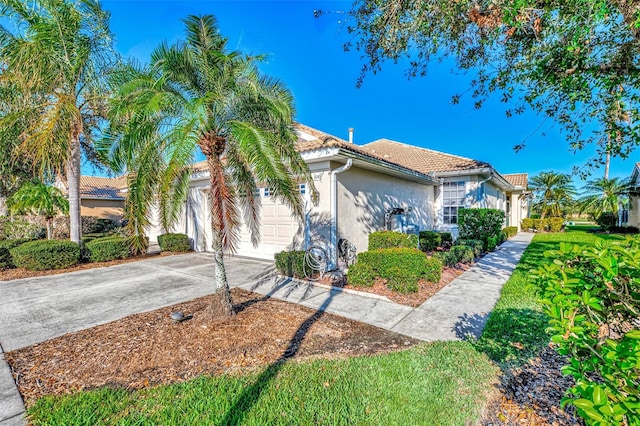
529 171 577 218
102 15 314 318
578 177 631 217
0 0 116 244
7 181 69 240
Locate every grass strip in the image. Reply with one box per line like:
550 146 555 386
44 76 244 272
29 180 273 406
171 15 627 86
28 341 497 425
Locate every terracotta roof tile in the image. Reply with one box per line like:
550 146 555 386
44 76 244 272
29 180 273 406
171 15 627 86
362 139 490 174
503 173 528 188
80 176 126 199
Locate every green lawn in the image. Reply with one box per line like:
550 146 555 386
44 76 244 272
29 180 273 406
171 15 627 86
26 229 621 426
473 229 622 369
29 341 497 426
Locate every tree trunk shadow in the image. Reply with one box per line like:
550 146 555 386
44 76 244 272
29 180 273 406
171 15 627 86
219 287 341 425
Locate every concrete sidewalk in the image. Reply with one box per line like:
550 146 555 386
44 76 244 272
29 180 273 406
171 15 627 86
240 232 534 341
0 233 533 425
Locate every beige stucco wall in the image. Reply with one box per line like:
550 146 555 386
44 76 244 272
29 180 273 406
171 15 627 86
80 199 123 220
335 164 435 256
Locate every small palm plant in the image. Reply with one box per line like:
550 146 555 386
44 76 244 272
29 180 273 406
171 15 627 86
529 171 577 218
7 181 69 240
578 177 631 217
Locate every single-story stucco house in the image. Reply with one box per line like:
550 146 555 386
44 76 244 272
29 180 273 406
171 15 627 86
146 124 529 268
626 162 640 227
57 175 126 220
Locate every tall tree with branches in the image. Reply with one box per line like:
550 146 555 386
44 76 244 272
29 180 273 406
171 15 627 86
102 15 315 318
529 171 577 218
341 1 640 172
0 0 117 243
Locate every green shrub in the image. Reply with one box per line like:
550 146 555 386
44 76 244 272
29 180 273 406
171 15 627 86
348 248 442 292
368 231 418 250
521 218 534 231
440 232 453 248
458 208 505 251
274 250 307 279
85 236 130 262
82 217 118 234
0 217 45 240
0 238 33 270
532 239 640 425
502 226 518 238
10 240 80 271
595 212 617 231
532 218 548 232
547 217 564 232
418 231 441 252
449 245 475 264
433 251 457 267
486 236 498 251
157 233 191 252
609 226 640 234
454 238 484 257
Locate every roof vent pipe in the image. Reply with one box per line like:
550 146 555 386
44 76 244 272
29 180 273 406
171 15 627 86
348 128 354 144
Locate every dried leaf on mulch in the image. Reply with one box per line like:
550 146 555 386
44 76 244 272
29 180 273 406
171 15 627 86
6 288 420 407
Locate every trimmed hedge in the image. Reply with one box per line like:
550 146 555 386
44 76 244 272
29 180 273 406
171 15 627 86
440 232 453 249
532 218 548 232
85 236 131 262
418 231 441 252
548 217 564 232
157 233 191 252
458 208 505 251
348 248 442 293
368 231 418 250
454 238 484 257
0 238 34 270
449 245 475 264
10 240 80 271
502 226 518 238
274 250 307 278
521 218 534 231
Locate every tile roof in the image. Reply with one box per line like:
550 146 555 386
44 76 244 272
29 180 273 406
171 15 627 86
362 139 491 174
503 173 528 188
80 176 127 199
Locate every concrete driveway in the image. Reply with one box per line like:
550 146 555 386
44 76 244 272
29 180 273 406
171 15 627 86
0 253 274 352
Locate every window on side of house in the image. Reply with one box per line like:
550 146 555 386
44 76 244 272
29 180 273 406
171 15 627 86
263 187 270 197
299 184 306 195
442 181 466 225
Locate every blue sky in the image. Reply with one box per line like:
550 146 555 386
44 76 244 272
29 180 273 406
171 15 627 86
98 0 637 184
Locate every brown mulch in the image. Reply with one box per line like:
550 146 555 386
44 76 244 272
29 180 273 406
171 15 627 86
0 251 175 282
483 346 583 426
6 288 420 408
334 264 469 307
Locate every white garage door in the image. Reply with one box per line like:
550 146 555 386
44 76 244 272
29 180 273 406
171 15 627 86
234 186 305 260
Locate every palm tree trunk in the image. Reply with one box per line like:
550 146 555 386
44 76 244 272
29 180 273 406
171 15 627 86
46 218 52 240
67 137 82 244
208 231 235 318
604 150 610 180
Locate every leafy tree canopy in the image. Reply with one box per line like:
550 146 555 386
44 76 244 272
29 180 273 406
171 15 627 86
343 0 640 171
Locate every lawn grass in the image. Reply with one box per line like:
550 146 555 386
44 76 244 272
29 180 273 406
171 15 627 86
473 229 622 368
28 341 498 426
26 229 625 425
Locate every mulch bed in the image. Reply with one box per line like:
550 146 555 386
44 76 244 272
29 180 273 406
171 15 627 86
483 347 583 425
335 264 469 307
6 288 420 407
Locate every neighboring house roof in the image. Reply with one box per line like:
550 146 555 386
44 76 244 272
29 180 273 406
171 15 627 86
362 138 490 174
503 173 528 189
79 176 126 200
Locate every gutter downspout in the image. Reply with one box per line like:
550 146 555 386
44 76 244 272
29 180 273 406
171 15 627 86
330 159 352 270
477 174 493 207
